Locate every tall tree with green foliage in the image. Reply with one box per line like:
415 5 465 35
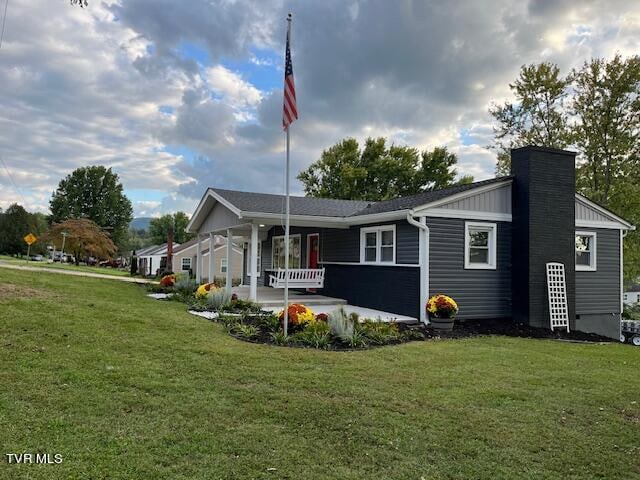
490 62 572 175
149 212 195 245
50 166 133 248
0 204 48 256
297 138 471 201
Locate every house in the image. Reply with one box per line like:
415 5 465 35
171 236 244 282
136 243 178 276
623 285 640 306
186 146 634 339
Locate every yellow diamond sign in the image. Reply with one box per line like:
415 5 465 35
24 233 37 246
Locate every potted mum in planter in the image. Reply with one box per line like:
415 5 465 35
427 294 459 331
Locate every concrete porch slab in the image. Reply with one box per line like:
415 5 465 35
232 286 347 308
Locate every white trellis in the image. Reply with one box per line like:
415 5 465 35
546 262 569 332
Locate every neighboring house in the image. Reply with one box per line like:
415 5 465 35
186 146 634 339
137 243 179 276
171 236 244 282
623 286 640 306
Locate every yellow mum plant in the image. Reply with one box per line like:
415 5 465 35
426 294 459 319
278 303 315 326
196 282 218 298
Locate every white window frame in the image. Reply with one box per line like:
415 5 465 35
575 231 597 272
360 225 396 265
181 257 191 271
220 257 228 274
246 241 262 277
464 221 497 270
272 234 302 269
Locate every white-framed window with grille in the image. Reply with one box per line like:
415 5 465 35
360 225 396 264
272 235 301 269
220 257 228 274
575 231 597 271
464 222 497 269
181 257 191 271
246 242 262 277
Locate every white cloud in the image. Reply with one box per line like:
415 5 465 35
206 65 263 110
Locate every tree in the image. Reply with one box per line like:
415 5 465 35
50 166 133 248
149 212 195 245
44 218 116 265
0 204 48 256
297 138 471 201
489 62 572 175
70 0 88 6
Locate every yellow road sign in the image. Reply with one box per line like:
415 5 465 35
24 233 37 245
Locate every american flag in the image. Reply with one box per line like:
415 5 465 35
282 24 298 129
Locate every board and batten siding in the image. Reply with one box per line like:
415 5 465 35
438 184 511 214
575 228 620 315
427 217 512 320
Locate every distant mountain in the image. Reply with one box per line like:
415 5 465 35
130 217 153 231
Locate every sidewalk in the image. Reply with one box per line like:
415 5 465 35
0 262 158 284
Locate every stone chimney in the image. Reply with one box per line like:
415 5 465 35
510 146 576 328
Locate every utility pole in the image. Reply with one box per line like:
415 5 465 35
60 231 68 262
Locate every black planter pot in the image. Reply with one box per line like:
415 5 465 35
429 315 455 332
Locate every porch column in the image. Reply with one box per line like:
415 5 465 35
249 223 259 302
208 233 215 284
196 234 202 283
225 228 233 293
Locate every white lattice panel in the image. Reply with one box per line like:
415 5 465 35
546 262 569 332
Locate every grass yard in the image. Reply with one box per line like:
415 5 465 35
1 269 639 479
0 255 131 277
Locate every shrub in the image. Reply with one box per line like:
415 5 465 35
206 288 233 311
174 276 197 296
278 304 315 327
222 298 262 314
344 329 368 348
232 323 258 339
315 312 328 322
292 322 331 349
257 314 280 333
427 294 458 318
160 274 176 287
270 330 290 345
328 308 354 339
357 320 400 345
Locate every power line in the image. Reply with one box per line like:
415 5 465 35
0 155 27 206
0 0 8 51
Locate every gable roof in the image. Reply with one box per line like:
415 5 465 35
350 177 512 216
211 188 371 217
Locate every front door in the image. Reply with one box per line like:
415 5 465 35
307 234 320 292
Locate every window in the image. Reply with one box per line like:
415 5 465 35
272 235 301 269
464 222 497 269
360 225 396 264
220 258 228 274
181 257 191 271
246 242 262 277
576 232 596 271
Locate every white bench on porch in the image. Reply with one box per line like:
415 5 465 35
268 268 325 289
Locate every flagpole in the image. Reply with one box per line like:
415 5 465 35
283 13 292 337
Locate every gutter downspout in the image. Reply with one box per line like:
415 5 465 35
407 213 429 323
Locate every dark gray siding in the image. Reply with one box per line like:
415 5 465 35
321 264 420 318
319 220 418 265
427 217 511 320
575 228 620 315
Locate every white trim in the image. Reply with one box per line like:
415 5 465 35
464 221 497 270
360 225 396 265
271 234 302 269
575 230 597 272
575 194 633 229
424 208 511 222
186 188 243 232
575 220 629 230
347 210 409 225
220 257 228 274
620 230 624 319
319 261 419 268
243 212 348 229
245 241 262 278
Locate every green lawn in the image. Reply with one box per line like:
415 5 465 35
0 254 131 277
1 269 638 479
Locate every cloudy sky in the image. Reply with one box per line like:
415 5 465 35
0 0 639 218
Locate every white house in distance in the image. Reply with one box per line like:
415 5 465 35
136 243 176 276
171 236 244 282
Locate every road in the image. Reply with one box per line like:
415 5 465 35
0 262 158 284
